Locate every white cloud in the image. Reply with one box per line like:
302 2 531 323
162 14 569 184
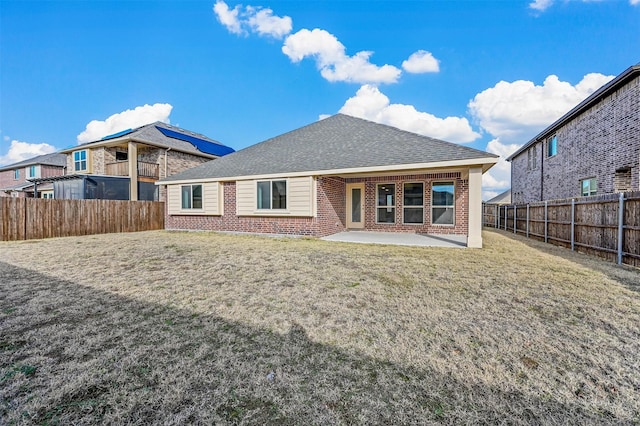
402 50 440 74
468 73 614 144
77 103 173 143
0 140 57 167
213 1 292 39
338 84 480 143
469 72 613 196
529 0 554 11
283 29 401 84
213 1 243 35
247 6 292 38
481 138 520 192
530 0 633 12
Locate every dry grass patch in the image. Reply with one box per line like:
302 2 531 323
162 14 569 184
1 229 639 424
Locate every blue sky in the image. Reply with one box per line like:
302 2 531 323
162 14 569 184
1 0 638 198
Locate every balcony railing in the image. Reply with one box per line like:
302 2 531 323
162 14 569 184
105 161 160 179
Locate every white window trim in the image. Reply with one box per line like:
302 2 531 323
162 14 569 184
14 169 20 180
580 177 597 197
402 182 424 225
27 165 39 179
431 181 455 226
73 150 88 172
375 183 396 225
256 179 288 211
180 184 204 210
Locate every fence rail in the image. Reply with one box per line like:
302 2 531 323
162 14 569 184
105 161 160 179
0 198 165 241
483 191 640 267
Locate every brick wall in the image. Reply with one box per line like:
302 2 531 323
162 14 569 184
166 172 469 237
0 169 26 194
0 165 65 197
92 148 105 175
512 74 640 203
166 181 325 236
347 173 468 235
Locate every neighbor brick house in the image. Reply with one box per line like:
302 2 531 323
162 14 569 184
38 122 234 201
508 64 640 203
159 114 498 248
0 153 67 198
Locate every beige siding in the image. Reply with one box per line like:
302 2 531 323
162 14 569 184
203 182 220 214
236 176 314 217
167 182 220 215
236 180 255 216
288 176 314 216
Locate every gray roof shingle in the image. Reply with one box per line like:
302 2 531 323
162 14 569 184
0 152 67 171
160 114 498 182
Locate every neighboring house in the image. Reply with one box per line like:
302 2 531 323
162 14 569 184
0 153 67 198
159 114 498 248
484 189 511 205
38 122 234 201
507 64 640 204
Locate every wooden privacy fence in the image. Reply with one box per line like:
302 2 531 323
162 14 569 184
0 198 165 241
483 191 640 267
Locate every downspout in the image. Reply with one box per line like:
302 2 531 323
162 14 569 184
539 139 544 201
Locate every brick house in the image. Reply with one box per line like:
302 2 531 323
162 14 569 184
0 153 67 198
507 64 640 204
159 114 498 248
37 122 234 201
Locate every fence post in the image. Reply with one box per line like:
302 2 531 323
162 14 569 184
571 198 575 251
526 204 530 238
495 204 498 229
504 206 508 231
617 192 624 265
544 201 548 243
514 205 517 234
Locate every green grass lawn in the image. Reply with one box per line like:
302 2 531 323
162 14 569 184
1 229 639 424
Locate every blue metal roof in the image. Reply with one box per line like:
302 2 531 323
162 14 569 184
101 128 134 140
155 126 234 157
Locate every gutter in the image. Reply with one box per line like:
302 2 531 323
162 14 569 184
506 64 640 162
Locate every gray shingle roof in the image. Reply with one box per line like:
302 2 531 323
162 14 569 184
65 122 231 157
485 189 511 204
0 152 67 171
160 114 498 182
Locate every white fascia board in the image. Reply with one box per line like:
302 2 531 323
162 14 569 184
157 157 499 186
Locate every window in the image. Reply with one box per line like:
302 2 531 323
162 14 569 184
115 151 128 161
27 165 38 179
432 182 454 225
403 182 424 224
257 180 287 210
547 135 557 157
376 184 395 223
181 184 203 209
581 178 597 197
41 192 54 199
73 150 87 171
14 169 19 180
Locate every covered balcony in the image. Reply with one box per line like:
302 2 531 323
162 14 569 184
105 161 159 179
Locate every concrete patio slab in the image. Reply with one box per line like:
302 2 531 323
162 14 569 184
321 231 467 248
